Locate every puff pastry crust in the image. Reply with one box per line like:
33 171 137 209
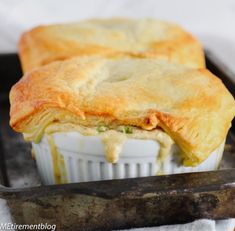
10 57 235 165
19 18 205 72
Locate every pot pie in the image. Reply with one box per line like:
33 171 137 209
19 18 205 73
10 56 235 184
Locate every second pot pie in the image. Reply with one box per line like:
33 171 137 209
19 18 205 73
10 56 235 183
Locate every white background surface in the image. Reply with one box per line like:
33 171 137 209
0 0 235 73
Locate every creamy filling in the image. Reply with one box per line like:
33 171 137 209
29 123 175 183
101 131 126 163
46 134 68 184
43 122 174 163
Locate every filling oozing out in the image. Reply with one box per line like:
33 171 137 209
46 134 68 184
44 123 174 163
37 123 175 183
29 122 224 183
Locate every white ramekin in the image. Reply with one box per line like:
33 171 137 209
32 132 225 185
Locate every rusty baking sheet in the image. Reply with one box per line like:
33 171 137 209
0 169 234 231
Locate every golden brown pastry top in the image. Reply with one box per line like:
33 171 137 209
19 18 205 72
10 56 235 165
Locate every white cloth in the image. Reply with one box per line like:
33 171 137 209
0 199 14 231
119 219 235 231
